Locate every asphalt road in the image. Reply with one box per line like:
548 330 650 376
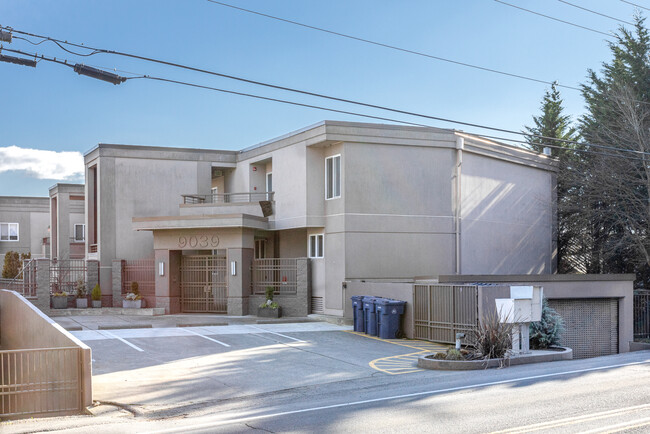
3 323 650 433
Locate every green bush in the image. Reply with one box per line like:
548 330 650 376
130 281 140 296
2 251 20 278
530 299 565 349
265 286 274 301
91 284 101 301
75 278 87 299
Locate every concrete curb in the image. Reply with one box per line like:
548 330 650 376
98 324 153 330
417 347 573 370
48 307 166 317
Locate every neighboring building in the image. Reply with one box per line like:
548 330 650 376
0 196 50 267
86 121 558 316
49 184 86 260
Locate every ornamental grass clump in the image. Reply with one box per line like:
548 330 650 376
470 311 515 361
529 299 565 349
260 286 279 309
75 278 87 299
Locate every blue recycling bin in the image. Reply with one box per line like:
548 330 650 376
363 296 379 336
350 295 366 332
376 298 406 339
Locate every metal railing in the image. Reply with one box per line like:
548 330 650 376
634 289 650 340
0 259 37 298
0 347 83 418
413 284 479 344
89 244 98 253
122 259 155 299
50 259 87 295
182 191 274 204
251 258 298 295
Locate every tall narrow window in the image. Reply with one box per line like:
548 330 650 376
74 224 85 242
0 223 18 241
308 234 324 258
266 172 273 201
325 155 341 200
254 239 267 259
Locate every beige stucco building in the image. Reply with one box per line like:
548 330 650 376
84 121 557 316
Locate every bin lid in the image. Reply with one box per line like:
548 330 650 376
377 298 406 306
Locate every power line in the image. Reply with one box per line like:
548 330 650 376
620 0 650 12
494 0 613 36
2 46 648 162
557 0 635 25
204 0 580 92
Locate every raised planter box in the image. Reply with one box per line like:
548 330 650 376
75 298 88 308
417 347 572 370
123 299 142 309
51 296 69 309
630 341 650 352
258 307 282 318
92 300 102 308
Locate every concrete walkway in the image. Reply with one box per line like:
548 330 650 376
53 312 349 331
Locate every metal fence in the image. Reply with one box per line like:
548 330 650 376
413 284 479 344
0 259 37 298
182 192 274 204
50 260 87 295
251 258 298 295
634 290 650 340
0 347 84 418
122 259 155 302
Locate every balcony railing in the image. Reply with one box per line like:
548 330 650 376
182 191 274 204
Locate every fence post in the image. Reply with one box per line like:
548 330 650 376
296 258 311 317
32 258 51 313
86 260 99 296
112 260 124 307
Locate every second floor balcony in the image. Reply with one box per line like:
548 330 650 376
182 191 274 205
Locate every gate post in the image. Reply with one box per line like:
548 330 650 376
86 259 99 296
227 248 253 316
33 258 51 313
112 259 124 307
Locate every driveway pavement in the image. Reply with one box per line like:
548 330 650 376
60 317 447 417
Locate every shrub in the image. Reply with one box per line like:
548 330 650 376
470 311 515 360
530 299 565 349
130 281 140 296
91 284 101 301
265 286 274 302
445 348 464 360
75 278 87 299
2 251 20 278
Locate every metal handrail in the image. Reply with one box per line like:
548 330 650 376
182 191 274 204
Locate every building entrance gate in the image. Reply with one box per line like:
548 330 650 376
180 255 228 313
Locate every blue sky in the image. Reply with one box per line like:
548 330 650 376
0 0 640 196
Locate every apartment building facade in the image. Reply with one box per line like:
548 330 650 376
85 121 557 316
0 196 50 265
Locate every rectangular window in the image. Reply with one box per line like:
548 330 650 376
254 239 267 259
74 224 85 242
0 223 18 241
309 234 324 258
325 155 341 200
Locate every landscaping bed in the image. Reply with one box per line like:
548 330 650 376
417 347 572 370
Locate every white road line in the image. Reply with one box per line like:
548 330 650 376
248 325 305 343
147 358 650 434
98 330 144 352
184 329 231 347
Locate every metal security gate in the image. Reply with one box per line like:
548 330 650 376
180 255 227 313
413 284 479 344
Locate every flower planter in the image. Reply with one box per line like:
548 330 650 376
123 299 142 309
52 296 68 309
258 307 282 318
76 298 88 308
92 300 102 308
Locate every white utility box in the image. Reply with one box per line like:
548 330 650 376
494 286 544 355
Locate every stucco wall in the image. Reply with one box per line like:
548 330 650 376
0 197 49 259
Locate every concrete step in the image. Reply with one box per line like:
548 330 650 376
48 307 166 317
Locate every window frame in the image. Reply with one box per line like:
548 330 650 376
325 154 341 200
308 234 324 258
0 222 19 242
74 223 85 242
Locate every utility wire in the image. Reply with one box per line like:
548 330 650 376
620 0 650 12
557 0 635 26
494 0 613 36
3 42 649 159
2 46 647 162
205 0 580 92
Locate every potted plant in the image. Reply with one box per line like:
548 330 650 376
51 290 69 309
91 284 102 308
123 281 142 308
75 278 88 308
258 286 282 318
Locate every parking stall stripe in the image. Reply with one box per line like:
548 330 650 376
98 330 144 352
184 328 231 347
248 325 306 343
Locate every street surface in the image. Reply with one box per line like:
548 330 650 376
2 321 650 433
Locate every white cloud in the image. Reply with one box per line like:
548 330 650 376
0 146 84 180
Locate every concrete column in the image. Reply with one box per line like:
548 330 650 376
86 259 99 293
111 259 123 307
295 257 312 317
227 248 253 316
154 249 181 314
33 258 51 314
